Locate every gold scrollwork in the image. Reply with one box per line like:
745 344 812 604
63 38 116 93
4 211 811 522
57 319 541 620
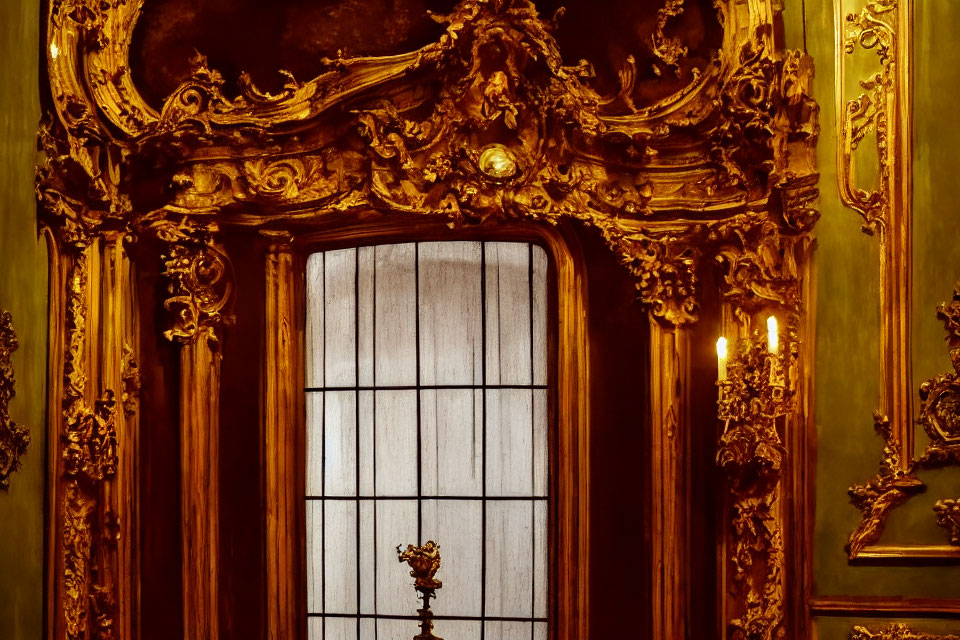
847 285 960 556
933 498 960 546
839 0 896 234
851 623 960 640
154 219 233 348
0 310 29 491
651 0 688 77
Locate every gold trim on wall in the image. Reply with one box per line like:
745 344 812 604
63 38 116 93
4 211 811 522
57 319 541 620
0 310 29 491
834 0 960 562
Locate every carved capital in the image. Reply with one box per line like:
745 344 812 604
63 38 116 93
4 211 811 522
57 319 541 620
155 219 233 348
0 311 29 491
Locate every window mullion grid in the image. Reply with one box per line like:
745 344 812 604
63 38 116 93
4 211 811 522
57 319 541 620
355 249 361 639
372 249 379 640
480 243 488 640
529 243 536 640
415 243 423 546
321 252 326 637
307 242 548 637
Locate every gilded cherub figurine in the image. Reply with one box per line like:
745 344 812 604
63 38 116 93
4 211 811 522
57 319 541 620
397 540 442 590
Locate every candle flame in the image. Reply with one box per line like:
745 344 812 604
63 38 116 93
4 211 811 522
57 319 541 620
767 315 779 354
716 336 727 360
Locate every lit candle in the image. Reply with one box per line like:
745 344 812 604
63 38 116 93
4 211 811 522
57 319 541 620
767 315 779 354
716 336 728 381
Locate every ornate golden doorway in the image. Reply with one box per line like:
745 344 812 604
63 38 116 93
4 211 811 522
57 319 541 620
36 1 819 638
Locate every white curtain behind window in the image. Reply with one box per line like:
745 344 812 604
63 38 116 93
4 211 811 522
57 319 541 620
305 241 548 640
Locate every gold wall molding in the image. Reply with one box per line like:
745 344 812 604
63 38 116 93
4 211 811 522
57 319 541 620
847 285 960 558
37 0 820 638
0 310 29 491
833 0 960 562
848 284 960 558
851 623 960 640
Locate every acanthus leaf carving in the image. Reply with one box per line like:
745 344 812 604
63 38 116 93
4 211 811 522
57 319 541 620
839 0 896 235
0 311 29 491
651 0 689 78
153 218 233 348
717 321 798 640
932 498 960 546
847 285 960 557
851 624 960 640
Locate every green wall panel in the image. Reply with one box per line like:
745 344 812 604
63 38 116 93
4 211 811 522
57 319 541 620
0 0 46 639
804 0 960 598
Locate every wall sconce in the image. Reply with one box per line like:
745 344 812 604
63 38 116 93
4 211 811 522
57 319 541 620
715 314 799 638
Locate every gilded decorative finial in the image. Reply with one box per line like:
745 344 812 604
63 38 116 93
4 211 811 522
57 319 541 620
397 541 443 640
398 540 442 589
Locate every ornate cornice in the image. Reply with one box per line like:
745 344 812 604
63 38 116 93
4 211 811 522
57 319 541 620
41 0 818 328
0 311 29 491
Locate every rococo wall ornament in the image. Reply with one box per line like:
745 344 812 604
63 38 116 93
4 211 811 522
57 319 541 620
36 0 819 638
0 310 29 491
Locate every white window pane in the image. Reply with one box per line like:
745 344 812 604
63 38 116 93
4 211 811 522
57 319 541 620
418 242 483 385
376 618 419 640
486 390 534 496
535 622 548 640
485 621 531 640
358 246 375 387
420 500 482 617
421 389 482 497
534 500 548 618
306 501 323 613
307 241 550 634
306 393 324 496
532 245 548 386
434 620 481 640
375 244 417 386
359 500 375 614
484 242 532 385
375 500 419 616
324 248 356 387
358 390 375 496
324 500 357 614
325 391 356 497
324 617 356 640
374 390 418 496
486 501 533 618
360 618 375 640
306 253 325 388
308 617 323 640
533 389 548 497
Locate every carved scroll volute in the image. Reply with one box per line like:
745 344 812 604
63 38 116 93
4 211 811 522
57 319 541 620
838 0 897 235
155 218 232 640
0 311 29 491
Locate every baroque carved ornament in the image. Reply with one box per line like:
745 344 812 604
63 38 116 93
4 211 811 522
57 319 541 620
37 1 819 639
0 311 29 491
848 286 960 556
